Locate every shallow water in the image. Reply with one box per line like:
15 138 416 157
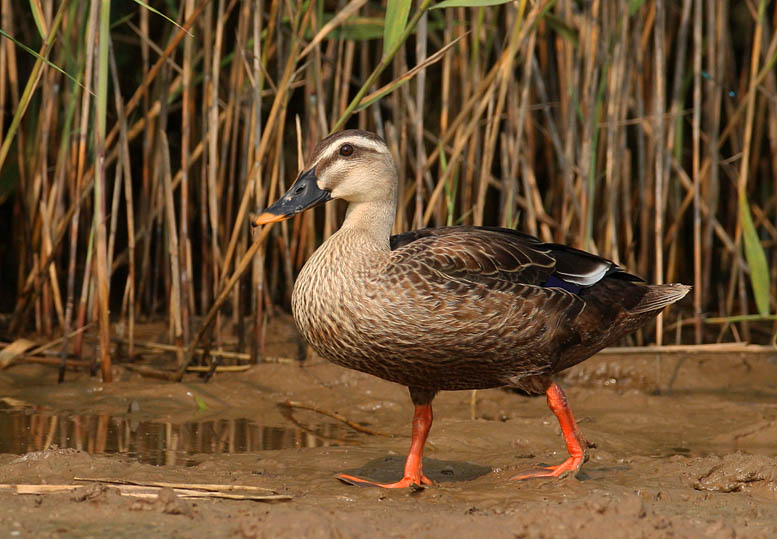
0 410 355 466
0 338 776 537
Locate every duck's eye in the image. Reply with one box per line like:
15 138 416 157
339 144 354 157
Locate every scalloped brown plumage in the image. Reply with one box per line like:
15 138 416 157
253 129 690 488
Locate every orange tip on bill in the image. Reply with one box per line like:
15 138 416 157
252 212 288 226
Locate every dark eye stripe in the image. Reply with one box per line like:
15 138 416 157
314 142 381 174
339 142 379 155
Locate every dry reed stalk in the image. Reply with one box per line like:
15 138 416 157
558 12 578 245
155 64 173 326
333 0 435 131
226 0 251 339
220 3 312 293
60 1 94 367
37 52 54 336
0 0 8 147
702 0 722 326
251 0 266 363
516 24 540 235
74 477 280 493
273 136 295 307
283 400 397 437
72 221 94 359
137 5 152 314
3 0 777 377
2 481 293 501
103 2 208 154
11 3 72 370
159 131 184 366
599 342 777 355
198 1 213 322
422 70 495 225
653 0 666 345
603 3 630 263
10 355 91 370
207 0 226 355
178 0 197 345
413 11 428 230
175 224 275 381
108 45 136 360
91 0 112 382
419 3 550 226
691 0 703 343
0 2 60 175
474 1 525 227
736 0 768 320
577 0 598 251
111 336 294 363
39 179 66 330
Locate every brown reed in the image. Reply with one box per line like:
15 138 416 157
0 0 775 381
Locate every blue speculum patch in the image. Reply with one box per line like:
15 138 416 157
541 274 582 294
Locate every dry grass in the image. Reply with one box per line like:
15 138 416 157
0 0 775 379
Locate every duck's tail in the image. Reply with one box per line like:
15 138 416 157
552 281 691 372
629 283 691 314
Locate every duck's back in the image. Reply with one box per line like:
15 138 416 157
293 225 689 393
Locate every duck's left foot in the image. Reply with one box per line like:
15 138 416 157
511 382 592 481
336 472 434 489
511 455 583 480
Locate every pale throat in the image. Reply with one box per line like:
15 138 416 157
339 194 397 250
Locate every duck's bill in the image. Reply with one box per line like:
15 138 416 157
252 168 331 226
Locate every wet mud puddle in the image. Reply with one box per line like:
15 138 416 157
0 409 356 466
1 352 777 537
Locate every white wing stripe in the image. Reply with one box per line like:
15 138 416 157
556 262 612 286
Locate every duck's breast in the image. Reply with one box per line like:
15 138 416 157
292 241 565 390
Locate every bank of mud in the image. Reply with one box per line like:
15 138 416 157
0 322 775 538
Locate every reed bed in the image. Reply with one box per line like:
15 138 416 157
0 0 775 381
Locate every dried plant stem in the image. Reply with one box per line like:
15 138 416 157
283 400 397 437
175 225 275 381
692 0 702 342
2 0 777 378
92 0 112 382
160 131 184 366
653 0 666 345
333 0 434 131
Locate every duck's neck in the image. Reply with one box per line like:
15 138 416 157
336 197 396 252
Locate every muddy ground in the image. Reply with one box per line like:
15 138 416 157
1 317 776 538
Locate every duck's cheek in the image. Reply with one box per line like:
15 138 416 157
328 178 357 198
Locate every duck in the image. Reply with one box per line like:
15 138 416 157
252 129 690 488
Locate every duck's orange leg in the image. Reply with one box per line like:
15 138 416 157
512 382 590 480
337 403 434 488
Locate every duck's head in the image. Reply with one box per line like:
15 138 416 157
252 130 397 226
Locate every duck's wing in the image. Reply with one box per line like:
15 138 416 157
389 226 640 292
384 226 686 385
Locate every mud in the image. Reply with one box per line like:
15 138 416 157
1 320 776 538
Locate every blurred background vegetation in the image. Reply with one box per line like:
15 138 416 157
0 0 775 381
